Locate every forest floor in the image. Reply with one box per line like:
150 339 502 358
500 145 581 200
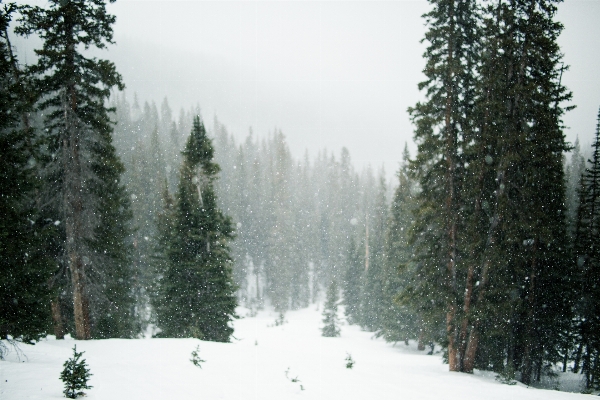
0 305 592 399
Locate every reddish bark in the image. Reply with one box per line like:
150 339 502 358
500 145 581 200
50 298 65 340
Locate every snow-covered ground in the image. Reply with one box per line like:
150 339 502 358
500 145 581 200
0 306 590 399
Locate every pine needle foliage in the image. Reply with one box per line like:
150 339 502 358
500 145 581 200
154 116 237 342
60 345 92 399
322 280 341 337
16 0 133 340
0 3 54 346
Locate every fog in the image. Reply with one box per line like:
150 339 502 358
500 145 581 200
101 0 600 172
13 0 600 170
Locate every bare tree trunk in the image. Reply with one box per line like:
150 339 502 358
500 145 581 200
459 261 475 370
418 329 426 351
50 297 65 339
462 259 491 373
63 72 91 340
521 242 538 385
573 339 583 373
444 0 459 372
70 255 90 339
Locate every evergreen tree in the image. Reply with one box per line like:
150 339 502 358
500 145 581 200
573 108 600 389
462 0 572 381
407 0 571 377
322 280 341 337
17 0 132 340
408 0 480 371
154 116 237 342
566 137 586 238
60 345 92 399
264 131 294 313
379 145 419 344
359 173 388 331
343 238 362 325
0 3 54 346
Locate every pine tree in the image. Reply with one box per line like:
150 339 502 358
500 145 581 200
0 3 54 347
154 116 237 342
322 280 341 337
464 0 572 381
16 0 131 340
408 0 480 371
379 145 419 344
566 137 586 238
343 238 362 325
264 131 294 313
60 345 92 399
407 0 571 377
573 108 600 389
359 173 388 331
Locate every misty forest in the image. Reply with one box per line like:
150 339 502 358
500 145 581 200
1 0 600 397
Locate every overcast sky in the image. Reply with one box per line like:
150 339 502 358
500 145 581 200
18 0 600 175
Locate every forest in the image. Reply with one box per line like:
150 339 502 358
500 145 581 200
1 0 599 393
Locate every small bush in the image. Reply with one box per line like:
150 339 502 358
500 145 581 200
345 353 355 369
60 345 92 398
190 345 206 368
495 365 517 386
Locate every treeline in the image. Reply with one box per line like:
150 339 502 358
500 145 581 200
110 91 392 318
355 0 599 390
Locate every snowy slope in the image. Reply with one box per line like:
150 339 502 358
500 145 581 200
0 306 589 400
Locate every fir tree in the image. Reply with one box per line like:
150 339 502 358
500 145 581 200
379 145 419 344
322 280 341 337
154 116 237 342
60 345 92 399
463 0 572 381
359 173 388 331
343 238 362 325
408 0 480 371
573 107 600 389
0 3 54 346
16 0 132 340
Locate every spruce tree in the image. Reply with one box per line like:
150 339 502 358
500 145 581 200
154 116 237 342
16 0 132 340
379 145 419 344
343 238 362 325
464 0 572 381
359 174 388 331
322 280 341 337
408 0 479 371
60 345 92 399
0 3 54 346
573 107 600 389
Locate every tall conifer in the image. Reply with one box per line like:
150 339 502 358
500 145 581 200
408 0 479 371
17 0 132 340
574 108 600 388
0 3 54 346
154 116 237 342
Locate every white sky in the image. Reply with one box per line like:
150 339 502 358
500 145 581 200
17 0 600 173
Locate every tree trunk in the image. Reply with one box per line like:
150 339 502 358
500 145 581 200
573 339 583 373
71 256 90 339
63 70 91 340
459 261 475 371
418 329 426 351
50 297 65 339
521 242 538 385
462 259 491 373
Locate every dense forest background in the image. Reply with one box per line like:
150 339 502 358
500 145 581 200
1 0 600 393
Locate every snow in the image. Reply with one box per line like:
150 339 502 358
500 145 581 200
0 306 589 400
